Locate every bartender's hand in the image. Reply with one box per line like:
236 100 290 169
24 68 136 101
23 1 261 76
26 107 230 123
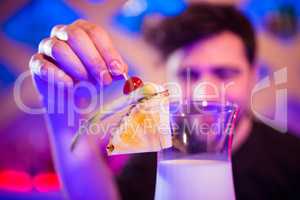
29 19 128 90
28 20 123 200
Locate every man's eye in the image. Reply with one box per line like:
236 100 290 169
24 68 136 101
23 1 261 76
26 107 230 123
212 68 241 80
177 68 200 81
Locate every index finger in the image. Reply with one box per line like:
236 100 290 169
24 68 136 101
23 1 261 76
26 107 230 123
74 20 128 77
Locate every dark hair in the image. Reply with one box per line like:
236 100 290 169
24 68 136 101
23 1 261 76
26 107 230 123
143 3 256 65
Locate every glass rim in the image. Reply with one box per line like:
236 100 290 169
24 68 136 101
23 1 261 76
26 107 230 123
169 100 239 115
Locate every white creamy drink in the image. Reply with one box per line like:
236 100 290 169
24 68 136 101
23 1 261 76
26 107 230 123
155 159 235 200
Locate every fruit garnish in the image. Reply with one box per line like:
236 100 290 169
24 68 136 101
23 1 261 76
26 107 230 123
106 89 172 155
123 76 144 95
139 83 157 96
70 77 170 153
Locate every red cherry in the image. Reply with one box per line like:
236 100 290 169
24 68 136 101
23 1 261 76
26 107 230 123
123 76 144 95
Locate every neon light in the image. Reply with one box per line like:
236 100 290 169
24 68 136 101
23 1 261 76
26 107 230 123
33 172 60 192
0 170 33 192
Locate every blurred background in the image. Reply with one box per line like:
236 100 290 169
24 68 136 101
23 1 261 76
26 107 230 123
0 0 299 199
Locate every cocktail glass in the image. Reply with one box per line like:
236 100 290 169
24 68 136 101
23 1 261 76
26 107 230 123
155 101 238 200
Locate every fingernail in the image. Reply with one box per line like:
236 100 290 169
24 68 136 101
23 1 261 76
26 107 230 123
30 59 42 74
108 60 123 76
56 29 68 41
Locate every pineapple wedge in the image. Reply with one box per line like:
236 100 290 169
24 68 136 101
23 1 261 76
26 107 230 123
106 83 172 155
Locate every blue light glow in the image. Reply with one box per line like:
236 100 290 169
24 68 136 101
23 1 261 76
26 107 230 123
0 61 17 90
2 0 82 47
240 0 300 27
114 0 186 33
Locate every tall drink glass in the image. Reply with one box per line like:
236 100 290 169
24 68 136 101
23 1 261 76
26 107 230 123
155 101 238 200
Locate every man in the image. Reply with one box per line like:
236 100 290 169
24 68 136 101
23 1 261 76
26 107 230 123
29 3 300 200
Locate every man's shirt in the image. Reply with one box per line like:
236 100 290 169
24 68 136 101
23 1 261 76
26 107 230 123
116 120 300 200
